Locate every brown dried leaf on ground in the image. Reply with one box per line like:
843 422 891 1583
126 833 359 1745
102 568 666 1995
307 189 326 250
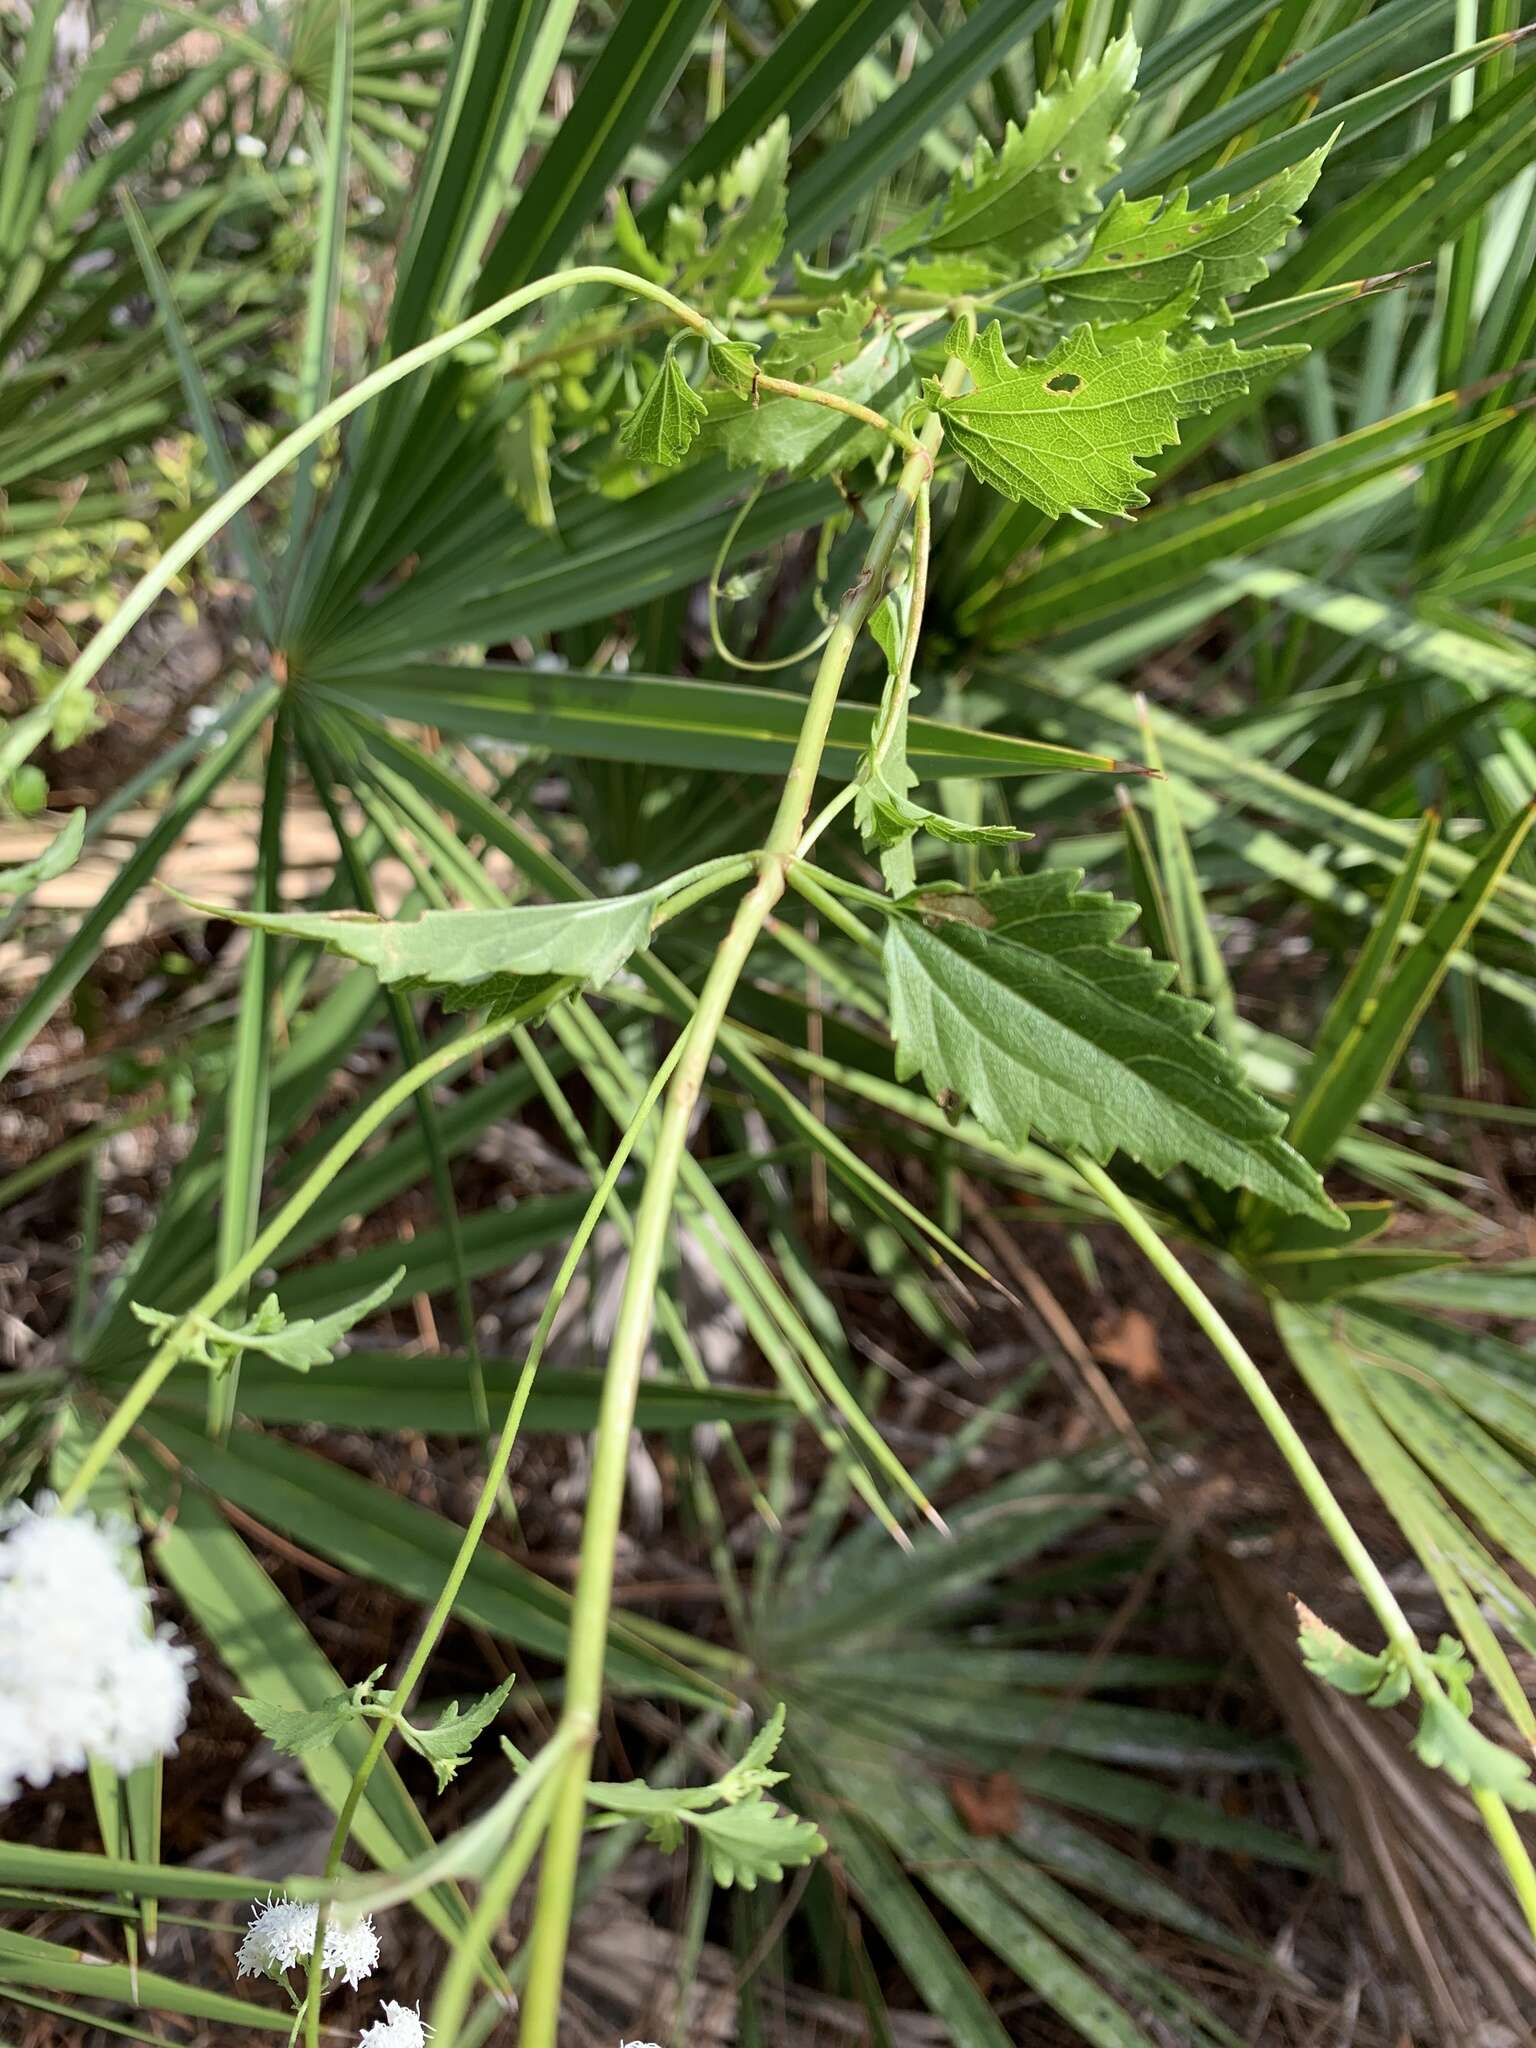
1091 1305 1163 1384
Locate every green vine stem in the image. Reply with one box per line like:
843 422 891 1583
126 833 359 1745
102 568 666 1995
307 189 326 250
295 1026 693 2048
424 1730 579 2044
54 269 723 701
1069 1149 1536 1942
50 261 971 2038
796 473 932 858
55 265 919 702
514 346 972 2048
707 479 837 674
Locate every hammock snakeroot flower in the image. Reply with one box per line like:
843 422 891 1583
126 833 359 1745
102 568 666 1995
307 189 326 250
237 1897 381 1989
0 1498 192 1804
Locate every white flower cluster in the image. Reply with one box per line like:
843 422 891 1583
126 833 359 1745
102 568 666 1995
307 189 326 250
238 1898 381 1988
0 1499 192 1805
358 2001 429 2048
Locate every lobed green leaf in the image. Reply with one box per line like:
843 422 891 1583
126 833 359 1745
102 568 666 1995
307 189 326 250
1047 146 1327 326
928 33 1139 263
933 320 1304 519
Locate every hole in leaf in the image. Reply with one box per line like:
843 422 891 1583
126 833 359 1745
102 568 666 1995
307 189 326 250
1060 165 1078 182
1045 372 1082 394
1105 251 1125 262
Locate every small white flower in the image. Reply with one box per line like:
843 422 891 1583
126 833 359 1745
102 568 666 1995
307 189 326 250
238 1898 318 1978
237 1898 380 1987
358 2001 429 2048
234 133 267 159
0 1499 192 1805
328 1912 382 1989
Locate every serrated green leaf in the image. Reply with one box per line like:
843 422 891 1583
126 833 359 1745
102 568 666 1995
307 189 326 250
395 1674 515 1793
1093 270 1206 344
0 808 84 898
1048 146 1327 326
902 252 1011 297
131 1271 406 1374
644 1808 688 1854
928 33 1138 261
764 301 876 382
184 885 672 1006
688 1794 827 1889
932 320 1304 518
1413 1693 1536 1807
883 871 1340 1223
237 1669 384 1757
582 1704 822 1884
619 350 709 468
709 337 759 395
718 1702 789 1802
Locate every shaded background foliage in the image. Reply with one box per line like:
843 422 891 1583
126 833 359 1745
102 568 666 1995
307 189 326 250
2 1 1536 2043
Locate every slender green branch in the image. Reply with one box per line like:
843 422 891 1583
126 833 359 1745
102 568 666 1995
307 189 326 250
1473 1788 1536 1941
56 267 727 700
1071 1153 1425 1647
57 1016 516 1512
783 865 884 961
1070 1149 1536 1943
515 350 972 2048
650 854 759 928
793 860 899 921
753 371 923 457
501 285 963 387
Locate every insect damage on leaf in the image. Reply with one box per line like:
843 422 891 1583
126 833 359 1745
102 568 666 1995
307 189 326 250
927 32 1138 263
1047 145 1329 326
930 318 1304 518
619 349 709 468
